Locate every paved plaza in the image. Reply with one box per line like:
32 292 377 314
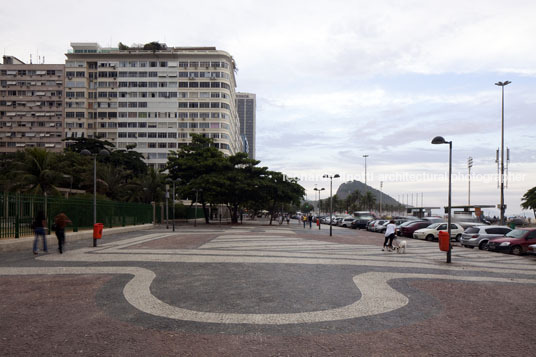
1 221 535 356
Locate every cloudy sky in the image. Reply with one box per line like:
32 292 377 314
2 0 535 217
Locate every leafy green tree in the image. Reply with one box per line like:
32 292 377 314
521 186 536 219
165 135 228 223
64 137 114 155
258 172 304 224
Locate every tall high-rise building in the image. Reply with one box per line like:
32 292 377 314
0 56 65 152
236 92 256 159
65 42 243 170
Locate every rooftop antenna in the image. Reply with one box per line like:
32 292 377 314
42 56 45 64
496 148 500 189
30 54 32 64
505 147 510 188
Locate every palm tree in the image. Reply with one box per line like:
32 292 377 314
345 189 361 213
10 148 62 195
521 186 536 219
362 191 376 211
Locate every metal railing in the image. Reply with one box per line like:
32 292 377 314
0 192 154 239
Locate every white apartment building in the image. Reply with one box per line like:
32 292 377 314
65 43 243 170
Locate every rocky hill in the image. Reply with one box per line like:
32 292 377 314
336 180 401 207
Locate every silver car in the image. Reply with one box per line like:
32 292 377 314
373 220 390 233
461 225 511 250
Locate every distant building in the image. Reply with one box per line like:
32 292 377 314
236 92 256 159
64 42 243 170
0 56 65 153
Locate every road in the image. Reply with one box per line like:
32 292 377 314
1 221 535 356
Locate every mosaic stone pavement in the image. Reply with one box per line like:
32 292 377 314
2 224 536 355
2 224 535 330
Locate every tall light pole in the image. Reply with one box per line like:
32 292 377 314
314 187 325 217
495 81 511 225
323 174 340 236
467 156 473 205
171 179 180 232
363 155 369 185
81 148 110 247
194 188 203 227
379 181 383 216
432 136 452 263
165 184 169 229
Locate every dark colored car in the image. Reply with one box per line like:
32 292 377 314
400 221 433 238
352 214 375 229
487 228 536 255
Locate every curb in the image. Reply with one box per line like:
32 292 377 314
0 224 154 253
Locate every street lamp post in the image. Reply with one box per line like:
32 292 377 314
380 181 383 216
81 148 110 247
314 187 325 229
432 136 452 263
468 156 473 205
495 81 511 225
323 174 340 236
171 180 180 232
194 188 203 227
165 184 169 229
363 155 369 185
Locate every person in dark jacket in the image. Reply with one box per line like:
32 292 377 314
54 212 71 254
32 211 47 255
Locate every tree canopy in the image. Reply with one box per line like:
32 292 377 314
521 186 536 218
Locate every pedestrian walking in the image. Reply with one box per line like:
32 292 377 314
308 214 313 229
302 214 307 228
286 215 290 225
382 220 397 251
54 212 71 254
32 210 47 255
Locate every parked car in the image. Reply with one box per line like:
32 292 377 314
487 228 536 255
399 221 433 238
321 215 336 224
335 217 347 226
396 220 417 236
413 222 464 241
507 216 526 227
528 244 536 255
367 220 379 231
340 217 356 228
421 217 445 224
373 220 390 233
352 212 376 229
460 225 511 250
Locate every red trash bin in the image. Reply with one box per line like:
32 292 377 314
438 230 450 251
93 223 104 239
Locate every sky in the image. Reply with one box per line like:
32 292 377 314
2 0 535 217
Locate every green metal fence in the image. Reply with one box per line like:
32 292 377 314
0 192 154 239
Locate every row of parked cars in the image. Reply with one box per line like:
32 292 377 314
363 217 536 256
310 214 536 256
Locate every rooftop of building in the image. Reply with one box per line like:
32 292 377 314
69 42 219 54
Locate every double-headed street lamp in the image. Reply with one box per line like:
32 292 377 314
322 174 340 237
313 187 325 216
431 136 452 263
495 80 511 225
363 155 369 185
81 148 110 247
